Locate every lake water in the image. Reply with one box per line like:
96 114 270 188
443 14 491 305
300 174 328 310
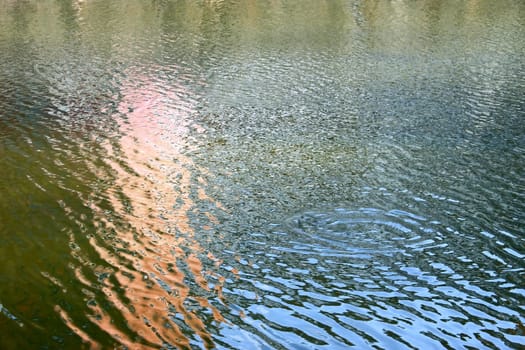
0 0 524 349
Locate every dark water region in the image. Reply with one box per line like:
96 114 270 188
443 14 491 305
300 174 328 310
1 0 524 348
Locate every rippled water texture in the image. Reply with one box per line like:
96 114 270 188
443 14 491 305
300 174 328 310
1 0 524 349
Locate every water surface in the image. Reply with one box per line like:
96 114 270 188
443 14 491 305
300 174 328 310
0 0 524 349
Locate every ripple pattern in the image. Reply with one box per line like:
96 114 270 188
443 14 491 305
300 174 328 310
0 0 524 349
213 197 524 349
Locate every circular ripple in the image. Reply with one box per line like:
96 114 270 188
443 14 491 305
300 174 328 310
284 207 437 259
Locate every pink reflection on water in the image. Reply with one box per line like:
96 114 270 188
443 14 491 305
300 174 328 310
61 67 229 349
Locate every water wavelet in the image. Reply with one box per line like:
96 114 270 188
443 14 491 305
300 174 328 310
210 189 524 349
1 1 524 348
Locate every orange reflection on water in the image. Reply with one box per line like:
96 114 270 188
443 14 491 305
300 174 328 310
61 68 228 349
55 305 101 349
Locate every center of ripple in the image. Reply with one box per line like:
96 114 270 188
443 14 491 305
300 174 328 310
285 207 432 258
